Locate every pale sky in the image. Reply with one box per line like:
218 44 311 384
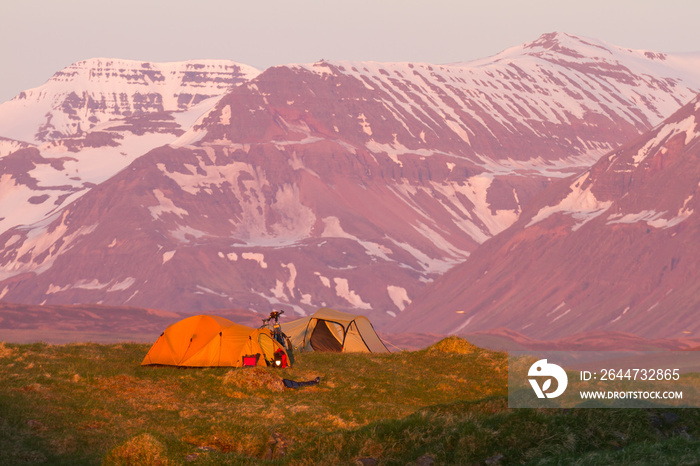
1 0 699 103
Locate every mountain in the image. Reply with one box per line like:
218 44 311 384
2 33 700 328
392 93 700 339
0 59 259 237
0 58 260 146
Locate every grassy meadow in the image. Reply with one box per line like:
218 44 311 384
1 337 700 465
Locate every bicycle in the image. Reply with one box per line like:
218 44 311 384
260 310 294 366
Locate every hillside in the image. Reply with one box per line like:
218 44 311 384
394 93 700 339
0 302 261 344
2 340 700 464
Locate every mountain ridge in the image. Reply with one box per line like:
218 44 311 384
0 58 260 146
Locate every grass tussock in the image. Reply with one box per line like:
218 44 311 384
426 336 478 354
222 366 284 392
0 341 16 358
182 429 277 460
102 433 169 466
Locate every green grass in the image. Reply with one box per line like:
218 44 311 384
0 338 699 465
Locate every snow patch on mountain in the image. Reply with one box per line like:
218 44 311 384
632 115 699 166
162 250 176 264
479 151 609 178
0 138 30 158
607 198 694 229
441 175 520 237
333 277 371 309
157 158 316 245
218 251 238 261
195 286 231 300
315 272 331 288
73 279 111 291
282 262 297 298
321 217 394 261
387 236 461 274
169 225 208 243
0 212 97 281
149 189 188 219
527 172 613 230
387 285 411 311
242 252 268 269
358 113 372 136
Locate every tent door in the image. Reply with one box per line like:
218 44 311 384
310 320 343 352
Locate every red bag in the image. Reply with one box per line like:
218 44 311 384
242 353 260 367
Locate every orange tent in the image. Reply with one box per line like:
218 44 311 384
141 315 289 367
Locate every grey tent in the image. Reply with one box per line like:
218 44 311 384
282 308 389 353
